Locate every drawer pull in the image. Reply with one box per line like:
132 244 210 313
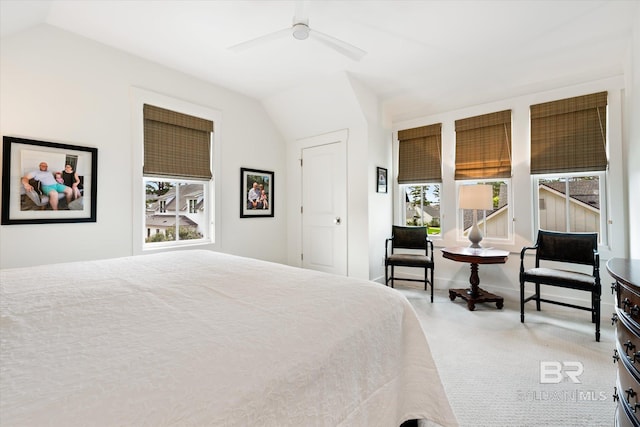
613 349 620 363
612 313 619 325
626 388 637 403
614 386 619 402
632 305 640 317
625 340 636 353
612 281 618 294
623 298 632 310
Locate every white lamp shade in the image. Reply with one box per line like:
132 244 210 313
459 184 493 210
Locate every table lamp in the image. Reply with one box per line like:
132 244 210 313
459 184 493 248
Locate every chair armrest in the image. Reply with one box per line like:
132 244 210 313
520 245 537 272
520 245 537 259
426 237 434 256
385 237 393 258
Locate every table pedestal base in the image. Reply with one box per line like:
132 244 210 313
441 248 509 312
448 287 504 311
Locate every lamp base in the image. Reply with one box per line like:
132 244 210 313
467 211 483 248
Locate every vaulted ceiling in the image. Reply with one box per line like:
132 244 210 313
1 0 637 121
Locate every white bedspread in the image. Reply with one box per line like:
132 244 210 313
0 250 456 426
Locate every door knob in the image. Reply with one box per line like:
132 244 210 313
334 217 341 225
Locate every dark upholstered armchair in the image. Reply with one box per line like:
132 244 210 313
385 226 434 302
520 230 601 341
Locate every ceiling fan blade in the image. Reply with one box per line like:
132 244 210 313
310 29 367 61
228 27 291 53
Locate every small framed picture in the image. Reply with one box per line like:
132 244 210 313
376 167 387 193
1 136 98 225
240 167 273 218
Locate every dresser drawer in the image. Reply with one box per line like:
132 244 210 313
617 310 640 377
616 372 640 427
610 260 640 427
617 282 640 322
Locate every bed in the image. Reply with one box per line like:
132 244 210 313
0 249 456 426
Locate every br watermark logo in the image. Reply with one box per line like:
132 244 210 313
540 361 584 384
516 361 608 402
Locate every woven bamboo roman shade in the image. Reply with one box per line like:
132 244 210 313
397 123 442 184
143 104 213 179
454 110 512 180
530 92 607 174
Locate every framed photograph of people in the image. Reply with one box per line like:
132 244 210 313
1 136 98 225
377 167 388 193
240 167 273 218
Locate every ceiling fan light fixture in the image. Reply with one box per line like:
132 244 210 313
292 23 309 40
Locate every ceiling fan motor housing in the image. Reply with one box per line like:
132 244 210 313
292 23 310 40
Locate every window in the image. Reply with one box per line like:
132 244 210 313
397 123 442 236
457 179 512 242
454 110 513 244
400 184 441 234
142 104 213 249
145 180 207 245
530 92 608 243
534 174 605 238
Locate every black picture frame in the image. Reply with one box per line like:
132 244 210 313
1 136 98 225
240 167 273 218
377 167 388 193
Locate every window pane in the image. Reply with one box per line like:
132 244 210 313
460 181 509 240
537 176 600 234
485 181 508 239
144 180 207 245
403 184 441 235
145 180 177 243
177 182 205 241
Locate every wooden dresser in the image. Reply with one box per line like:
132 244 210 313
609 258 640 427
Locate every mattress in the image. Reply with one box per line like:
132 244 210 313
0 249 456 426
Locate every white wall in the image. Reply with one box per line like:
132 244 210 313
265 73 378 280
0 25 287 269
347 75 393 281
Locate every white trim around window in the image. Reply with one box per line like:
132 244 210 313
130 87 222 255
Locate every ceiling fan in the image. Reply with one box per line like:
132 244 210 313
228 1 366 61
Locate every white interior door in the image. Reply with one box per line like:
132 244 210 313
301 141 347 275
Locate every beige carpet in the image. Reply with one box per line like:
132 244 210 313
397 283 616 427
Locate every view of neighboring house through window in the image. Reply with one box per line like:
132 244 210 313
143 104 213 248
530 92 608 244
401 184 441 234
457 180 511 242
145 180 207 243
397 123 442 236
535 174 603 235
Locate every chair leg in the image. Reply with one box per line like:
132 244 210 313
520 280 525 323
390 266 394 288
535 283 541 311
430 267 434 303
594 291 601 342
384 264 388 287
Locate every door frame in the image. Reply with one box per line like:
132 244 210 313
286 129 349 270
